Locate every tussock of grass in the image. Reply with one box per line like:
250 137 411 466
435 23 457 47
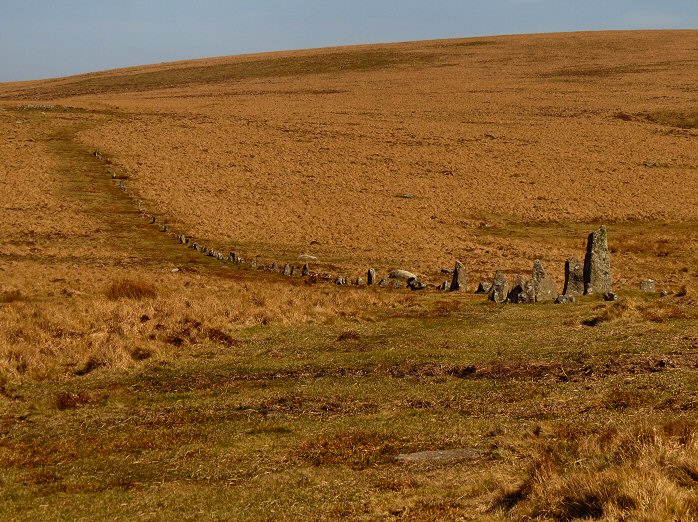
105 279 158 300
294 429 405 469
0 289 23 303
493 420 698 520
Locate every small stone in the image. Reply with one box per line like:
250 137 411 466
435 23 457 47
367 268 376 285
302 264 310 277
563 256 585 296
488 271 509 303
191 242 199 251
179 234 187 244
584 225 612 295
603 292 618 302
555 294 576 304
229 252 239 263
355 277 365 286
335 276 347 286
660 290 670 298
150 216 157 224
283 264 292 276
409 279 427 291
640 279 656 293
531 260 557 302
271 262 280 273
449 260 468 292
250 259 257 269
389 269 418 281
475 281 492 294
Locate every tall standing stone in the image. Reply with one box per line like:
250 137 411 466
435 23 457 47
449 260 468 292
563 256 585 296
584 225 612 295
367 268 376 285
531 260 557 302
488 271 509 303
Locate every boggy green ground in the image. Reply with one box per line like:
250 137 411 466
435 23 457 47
1 290 696 521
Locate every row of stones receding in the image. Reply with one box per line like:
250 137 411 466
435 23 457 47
94 150 656 300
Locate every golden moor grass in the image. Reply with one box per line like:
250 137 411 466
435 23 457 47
105 279 158 300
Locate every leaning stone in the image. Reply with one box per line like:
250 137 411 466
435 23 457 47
584 225 612 295
555 295 576 304
531 260 557 302
488 271 509 303
603 292 618 302
563 256 585 296
449 260 468 292
367 268 376 285
640 279 656 293
283 264 292 276
475 281 492 294
389 269 417 281
302 264 310 277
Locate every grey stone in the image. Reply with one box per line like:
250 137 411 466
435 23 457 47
217 253 225 261
379 278 389 288
283 264 292 276
271 262 280 273
250 259 257 269
335 276 347 286
555 294 576 304
290 266 297 277
409 279 427 291
179 234 187 244
640 279 656 293
367 268 376 285
150 216 157 224
475 281 492 294
299 254 317 261
563 256 585 296
441 268 454 275
531 260 557 302
389 269 417 281
449 260 468 292
660 290 670 298
439 281 449 291
229 252 239 263
191 242 199 251
159 224 168 233
508 275 533 304
355 277 365 286
603 292 618 302
302 264 310 277
488 271 509 303
584 225 612 295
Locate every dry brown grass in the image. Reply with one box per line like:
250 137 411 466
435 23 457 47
105 278 158 300
494 420 698 521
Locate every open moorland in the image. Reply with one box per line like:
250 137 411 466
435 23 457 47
0 30 697 520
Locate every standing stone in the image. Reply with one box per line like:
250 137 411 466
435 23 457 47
640 279 656 293
367 268 376 285
355 277 365 286
449 260 468 292
531 260 557 302
508 275 533 304
335 276 347 286
584 225 612 295
271 262 280 273
250 259 257 269
488 271 509 303
230 252 239 263
563 256 585 296
302 264 310 277
179 234 187 244
283 264 292 276
475 281 492 294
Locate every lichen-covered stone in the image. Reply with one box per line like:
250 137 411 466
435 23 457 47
584 225 612 295
531 260 557 302
563 256 584 296
449 260 468 292
488 271 509 303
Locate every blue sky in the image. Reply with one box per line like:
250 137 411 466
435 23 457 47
1 0 696 82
